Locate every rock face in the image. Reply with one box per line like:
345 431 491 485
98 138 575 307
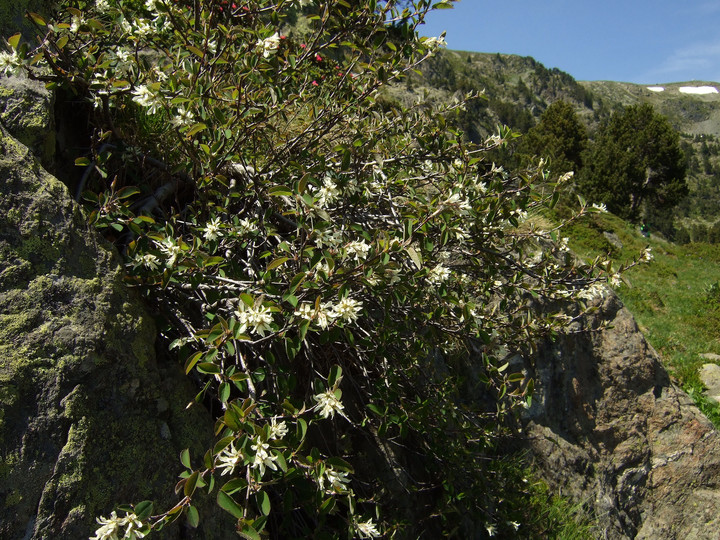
523 291 720 539
0 125 229 538
0 76 55 169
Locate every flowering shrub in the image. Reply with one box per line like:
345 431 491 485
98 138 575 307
6 0 651 537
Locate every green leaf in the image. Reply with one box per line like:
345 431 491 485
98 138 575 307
238 524 261 540
221 477 247 494
197 362 222 374
134 500 154 521
187 45 204 58
219 382 231 403
186 505 199 528
267 257 289 271
184 471 199 497
213 436 235 456
117 186 141 199
257 491 271 516
326 456 353 472
328 365 342 386
184 352 202 375
180 448 191 469
27 12 46 26
75 157 91 167
6 33 20 51
319 497 336 515
296 418 307 441
268 186 293 197
217 491 245 520
186 123 207 137
367 403 384 416
207 322 225 343
406 246 423 269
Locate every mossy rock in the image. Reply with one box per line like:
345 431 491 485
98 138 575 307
0 125 233 538
0 76 55 169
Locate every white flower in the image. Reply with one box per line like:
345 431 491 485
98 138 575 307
145 0 160 12
577 282 607 301
120 18 133 34
315 176 340 208
558 171 574 183
122 514 146 539
508 521 520 531
91 511 145 540
238 218 257 235
216 442 244 476
0 50 20 76
345 240 371 261
251 441 278 477
257 32 281 58
591 202 608 212
444 192 471 212
423 33 447 51
91 511 122 540
318 467 350 494
609 273 621 287
329 297 362 322
485 523 496 537
115 48 132 63
134 253 160 271
131 84 163 114
171 106 194 127
427 264 451 285
355 518 381 538
203 217 222 241
294 303 315 321
70 16 82 33
235 302 274 337
268 417 288 440
315 229 343 248
135 19 153 37
641 247 653 262
314 390 344 419
157 238 181 266
96 0 111 11
315 303 334 329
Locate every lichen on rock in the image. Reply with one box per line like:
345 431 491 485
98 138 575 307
0 124 231 538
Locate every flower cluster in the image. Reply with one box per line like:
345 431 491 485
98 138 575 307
314 390 344 419
91 512 145 540
235 301 274 337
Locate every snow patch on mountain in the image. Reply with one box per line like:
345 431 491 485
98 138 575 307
678 86 718 94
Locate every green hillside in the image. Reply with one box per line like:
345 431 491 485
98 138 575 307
399 49 720 235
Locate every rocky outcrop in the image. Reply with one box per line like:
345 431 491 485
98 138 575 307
0 125 230 538
523 291 720 539
0 76 55 169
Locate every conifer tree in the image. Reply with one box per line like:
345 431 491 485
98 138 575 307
520 100 587 175
579 103 688 222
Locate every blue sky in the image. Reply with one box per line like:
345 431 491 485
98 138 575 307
420 0 720 84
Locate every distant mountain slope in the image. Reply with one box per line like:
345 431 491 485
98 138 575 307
400 49 720 228
581 80 720 137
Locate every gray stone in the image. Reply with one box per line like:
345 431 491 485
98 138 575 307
523 290 720 539
0 125 232 539
700 353 720 362
699 363 720 404
603 231 623 250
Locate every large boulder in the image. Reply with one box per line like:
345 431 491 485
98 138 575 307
523 290 720 539
0 125 230 538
